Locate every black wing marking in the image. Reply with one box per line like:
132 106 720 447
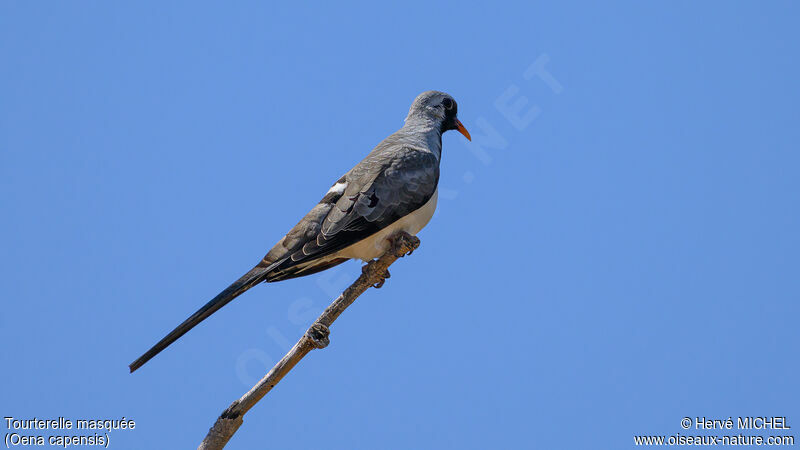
262 148 439 281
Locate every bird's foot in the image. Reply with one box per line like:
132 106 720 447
361 232 419 289
373 269 390 288
361 263 391 288
389 231 420 257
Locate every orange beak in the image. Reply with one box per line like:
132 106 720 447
455 118 471 141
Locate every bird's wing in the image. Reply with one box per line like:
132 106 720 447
262 146 439 280
129 146 439 372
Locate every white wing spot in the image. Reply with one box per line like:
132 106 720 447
328 182 347 194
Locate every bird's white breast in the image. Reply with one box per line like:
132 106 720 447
334 188 438 261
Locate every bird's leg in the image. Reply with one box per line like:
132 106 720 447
388 231 420 257
362 232 419 289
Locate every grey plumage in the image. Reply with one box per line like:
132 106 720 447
263 134 441 280
129 90 469 373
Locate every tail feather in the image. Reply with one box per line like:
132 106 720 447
129 265 270 373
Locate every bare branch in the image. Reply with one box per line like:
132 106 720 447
198 232 421 450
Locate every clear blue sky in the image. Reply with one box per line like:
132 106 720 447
2 2 798 449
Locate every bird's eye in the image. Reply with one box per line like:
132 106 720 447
442 98 454 110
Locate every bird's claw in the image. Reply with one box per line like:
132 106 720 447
363 230 419 289
373 269 390 288
389 231 420 257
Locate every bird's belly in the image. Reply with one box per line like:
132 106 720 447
335 188 438 261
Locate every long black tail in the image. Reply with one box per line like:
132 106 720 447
129 265 270 373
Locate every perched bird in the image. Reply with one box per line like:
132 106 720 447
129 91 471 372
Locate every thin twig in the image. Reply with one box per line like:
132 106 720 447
198 232 421 450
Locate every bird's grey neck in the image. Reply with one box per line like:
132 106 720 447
401 116 444 158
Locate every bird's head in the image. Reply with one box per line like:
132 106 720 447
405 91 471 141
